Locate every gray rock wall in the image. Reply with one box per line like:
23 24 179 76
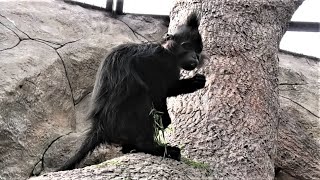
277 52 320 179
0 1 167 179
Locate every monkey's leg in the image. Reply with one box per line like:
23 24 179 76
167 74 206 97
134 141 181 161
121 144 136 154
152 98 171 129
57 130 103 171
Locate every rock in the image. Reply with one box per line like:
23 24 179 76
29 154 210 180
57 36 130 104
41 131 123 174
0 23 19 51
279 52 319 119
276 52 320 179
275 170 298 180
0 39 74 180
117 15 169 42
74 93 91 133
0 0 168 179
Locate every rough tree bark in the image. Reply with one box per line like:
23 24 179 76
167 0 303 179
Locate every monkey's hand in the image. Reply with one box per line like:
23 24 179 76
189 74 206 90
166 146 181 161
167 74 206 97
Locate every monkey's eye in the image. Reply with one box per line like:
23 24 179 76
180 42 194 50
165 34 174 41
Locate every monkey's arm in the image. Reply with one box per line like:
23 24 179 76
167 74 206 97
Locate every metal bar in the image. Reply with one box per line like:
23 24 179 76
63 1 320 32
114 0 124 14
106 0 113 12
287 21 320 32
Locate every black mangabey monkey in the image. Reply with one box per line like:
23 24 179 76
58 13 206 171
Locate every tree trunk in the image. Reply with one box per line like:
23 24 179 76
168 0 303 179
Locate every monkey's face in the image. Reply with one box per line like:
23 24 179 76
178 41 202 70
173 27 204 71
162 39 204 71
163 14 204 71
163 34 203 71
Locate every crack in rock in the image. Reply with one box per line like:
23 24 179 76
29 132 72 177
56 38 82 50
115 18 150 43
279 83 308 86
0 13 81 106
74 91 91 106
0 21 21 51
0 13 31 38
0 13 80 50
280 95 319 118
56 51 76 106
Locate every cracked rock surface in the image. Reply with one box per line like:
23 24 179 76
0 0 167 179
29 153 210 180
276 52 320 179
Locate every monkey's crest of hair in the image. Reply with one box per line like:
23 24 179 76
186 12 200 29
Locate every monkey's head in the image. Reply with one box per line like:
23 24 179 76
163 12 204 71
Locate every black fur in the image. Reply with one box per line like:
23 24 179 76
186 12 200 29
58 13 205 171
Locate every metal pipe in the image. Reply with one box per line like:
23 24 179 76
288 21 320 32
114 0 124 15
106 0 113 12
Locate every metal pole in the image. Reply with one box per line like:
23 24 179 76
288 21 320 32
106 0 113 12
115 0 124 14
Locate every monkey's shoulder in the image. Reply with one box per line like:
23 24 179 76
111 43 167 58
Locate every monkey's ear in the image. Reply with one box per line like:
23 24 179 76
186 12 200 29
165 34 174 41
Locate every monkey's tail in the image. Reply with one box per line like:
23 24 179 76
56 129 102 171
